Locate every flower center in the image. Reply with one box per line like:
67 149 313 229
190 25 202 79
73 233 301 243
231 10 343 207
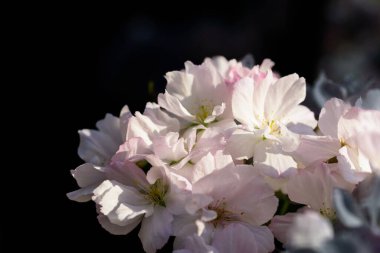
196 105 212 124
319 207 336 220
208 199 243 227
268 120 281 135
145 179 168 207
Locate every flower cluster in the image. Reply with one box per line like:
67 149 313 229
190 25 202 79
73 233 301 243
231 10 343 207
67 56 380 253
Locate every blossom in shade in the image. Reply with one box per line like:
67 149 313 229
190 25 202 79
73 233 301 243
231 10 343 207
67 106 132 202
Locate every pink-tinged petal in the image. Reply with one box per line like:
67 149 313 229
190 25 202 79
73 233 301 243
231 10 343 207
138 206 174 253
107 159 148 189
338 107 380 144
97 213 141 235
287 162 354 211
285 105 318 134
119 105 132 141
212 223 258 253
318 98 351 137
288 211 334 250
70 163 105 188
245 225 275 253
264 74 305 120
226 129 258 160
158 91 196 122
292 135 340 167
152 132 188 162
231 77 256 127
227 165 278 225
269 212 299 244
193 167 239 201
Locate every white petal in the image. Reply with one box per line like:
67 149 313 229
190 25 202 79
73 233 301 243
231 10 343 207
143 102 180 133
158 91 195 122
70 163 105 188
138 207 173 253
292 135 340 166
78 129 118 166
254 152 297 178
231 77 256 127
265 74 305 120
284 105 317 134
226 129 258 160
97 213 141 235
165 71 194 98
67 186 97 202
96 113 122 145
119 105 132 141
92 180 150 226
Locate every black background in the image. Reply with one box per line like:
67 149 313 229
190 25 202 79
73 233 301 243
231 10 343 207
10 0 379 252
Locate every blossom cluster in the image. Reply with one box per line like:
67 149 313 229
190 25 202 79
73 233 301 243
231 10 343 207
67 56 380 253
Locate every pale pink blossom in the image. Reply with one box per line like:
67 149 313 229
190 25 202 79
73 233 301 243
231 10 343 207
227 73 317 185
158 59 232 128
294 98 380 183
78 105 131 166
287 162 354 217
211 56 277 86
175 163 278 253
93 162 191 253
68 106 132 202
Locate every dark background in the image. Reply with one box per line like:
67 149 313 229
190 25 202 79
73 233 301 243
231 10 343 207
13 0 379 252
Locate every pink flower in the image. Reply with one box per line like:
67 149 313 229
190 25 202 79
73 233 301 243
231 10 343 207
175 162 278 253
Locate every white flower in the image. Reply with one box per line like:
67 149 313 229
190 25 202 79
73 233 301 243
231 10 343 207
227 73 317 185
68 106 132 202
158 59 232 128
78 105 131 166
93 162 191 253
